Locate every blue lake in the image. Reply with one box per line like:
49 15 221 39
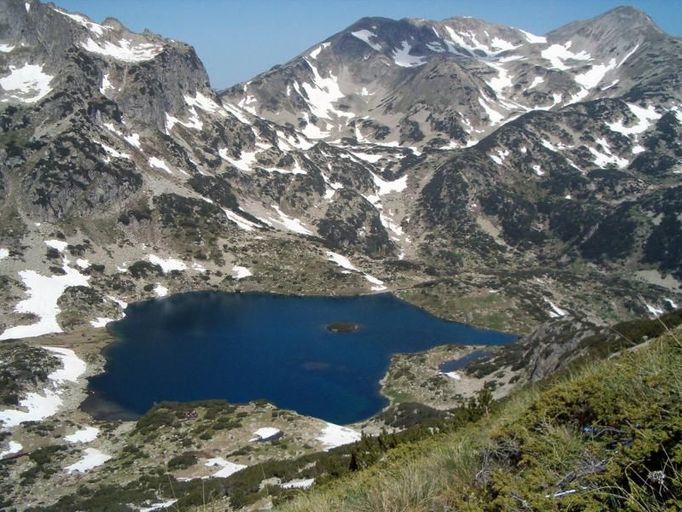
87 292 516 424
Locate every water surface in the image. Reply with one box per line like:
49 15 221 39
88 292 515 424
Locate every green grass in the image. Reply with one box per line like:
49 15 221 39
278 328 682 512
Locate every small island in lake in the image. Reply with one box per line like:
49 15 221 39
326 322 360 333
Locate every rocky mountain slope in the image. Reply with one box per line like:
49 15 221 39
1 1 681 509
0 1 679 343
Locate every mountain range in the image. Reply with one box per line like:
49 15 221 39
1 1 682 509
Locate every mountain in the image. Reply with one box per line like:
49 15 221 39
1 1 682 509
222 6 677 147
1 1 680 341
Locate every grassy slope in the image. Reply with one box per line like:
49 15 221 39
279 329 682 512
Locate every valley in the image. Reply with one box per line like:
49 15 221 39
0 0 681 509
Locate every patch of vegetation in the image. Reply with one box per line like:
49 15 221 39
167 452 198 470
279 328 682 512
0 343 60 406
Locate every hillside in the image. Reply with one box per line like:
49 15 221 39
279 326 682 512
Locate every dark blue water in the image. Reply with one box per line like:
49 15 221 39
439 351 492 373
88 292 515 424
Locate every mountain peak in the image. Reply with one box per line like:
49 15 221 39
549 4 664 42
596 5 662 31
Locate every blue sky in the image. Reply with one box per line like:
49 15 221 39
56 0 680 89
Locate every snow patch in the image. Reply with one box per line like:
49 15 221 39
532 164 545 176
268 206 313 236
541 42 591 71
148 157 173 175
546 300 568 318
309 42 330 59
65 426 99 444
219 148 258 172
223 209 260 232
53 8 110 36
147 255 186 273
351 30 382 51
44 346 87 383
250 427 281 442
607 103 661 136
205 457 246 478
317 423 361 450
528 76 544 89
574 58 616 89
65 448 111 473
392 41 427 67
372 173 408 195
81 38 162 63
350 151 384 164
364 273 386 292
0 390 62 427
99 73 114 95
90 317 113 328
589 138 628 168
485 61 513 95
489 148 510 165
519 29 546 44
153 284 168 298
300 60 352 121
443 371 462 381
281 478 315 489
139 499 178 512
0 44 15 53
0 63 53 103
124 133 141 148
0 264 90 341
478 96 504 125
185 91 223 114
231 266 252 280
0 248 8 260
0 441 22 458
45 239 68 252
97 141 130 160
0 347 86 427
645 303 663 318
327 251 358 272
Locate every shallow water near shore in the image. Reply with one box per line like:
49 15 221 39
87 292 516 424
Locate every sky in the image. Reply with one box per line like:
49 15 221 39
56 0 681 90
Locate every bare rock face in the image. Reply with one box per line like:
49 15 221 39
317 189 394 258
